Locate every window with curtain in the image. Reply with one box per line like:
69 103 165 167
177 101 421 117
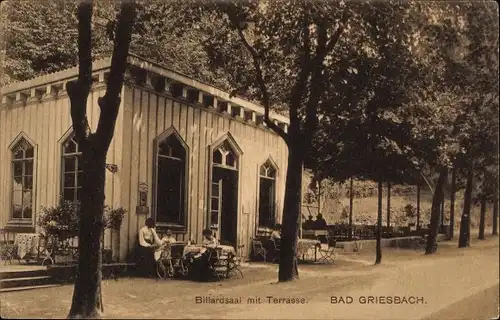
11 137 35 221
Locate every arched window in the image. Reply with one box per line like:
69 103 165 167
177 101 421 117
154 131 187 227
212 141 238 169
61 134 83 202
258 159 277 228
11 137 35 221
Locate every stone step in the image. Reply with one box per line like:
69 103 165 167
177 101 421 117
0 269 48 280
0 284 61 293
0 275 53 289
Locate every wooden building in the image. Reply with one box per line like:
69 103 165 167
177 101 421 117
0 54 289 261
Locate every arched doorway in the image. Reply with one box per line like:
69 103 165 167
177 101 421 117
209 136 242 246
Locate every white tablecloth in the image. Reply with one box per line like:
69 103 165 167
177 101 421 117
183 244 235 258
14 233 40 259
296 239 320 257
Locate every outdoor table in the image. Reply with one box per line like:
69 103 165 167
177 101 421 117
297 239 321 262
14 233 40 260
183 244 235 258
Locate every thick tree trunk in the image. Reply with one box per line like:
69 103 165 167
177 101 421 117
448 167 456 240
68 145 105 318
416 182 421 230
440 195 445 228
478 197 486 240
458 169 473 248
278 148 303 282
386 182 391 228
493 199 498 236
375 181 382 265
348 178 353 241
425 167 448 254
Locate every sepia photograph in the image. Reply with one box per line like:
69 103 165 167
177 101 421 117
0 0 498 319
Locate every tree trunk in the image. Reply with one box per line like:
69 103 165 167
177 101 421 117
458 169 473 248
278 148 303 282
348 178 353 241
416 182 421 230
375 181 382 265
68 147 105 318
448 167 456 240
66 2 135 317
493 199 498 236
478 197 486 240
440 195 445 228
425 167 448 254
386 182 391 228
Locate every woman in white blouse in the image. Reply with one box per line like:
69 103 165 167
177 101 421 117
138 218 161 277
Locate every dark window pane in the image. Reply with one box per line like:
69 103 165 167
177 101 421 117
210 211 219 225
158 140 170 156
25 161 33 175
211 198 219 211
13 148 24 159
12 205 23 219
23 206 33 219
77 157 83 171
77 188 83 202
226 153 236 167
64 173 76 188
77 171 84 188
259 178 276 227
156 158 184 224
25 146 34 158
24 176 33 189
267 167 276 178
211 183 220 197
13 162 23 176
64 157 76 172
213 150 222 164
64 188 75 202
64 139 77 154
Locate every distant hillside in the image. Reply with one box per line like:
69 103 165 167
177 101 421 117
301 171 495 228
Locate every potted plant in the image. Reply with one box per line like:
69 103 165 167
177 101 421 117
103 206 126 262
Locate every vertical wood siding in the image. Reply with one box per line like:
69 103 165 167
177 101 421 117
119 86 288 259
0 87 124 252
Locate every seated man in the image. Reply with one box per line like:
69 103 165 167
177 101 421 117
313 214 328 230
202 228 219 246
138 218 162 277
303 215 314 230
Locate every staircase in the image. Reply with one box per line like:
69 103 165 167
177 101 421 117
0 267 60 292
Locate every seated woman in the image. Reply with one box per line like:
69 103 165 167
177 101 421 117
202 228 219 246
161 229 177 245
138 217 162 277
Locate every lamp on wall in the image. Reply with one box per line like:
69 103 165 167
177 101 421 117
105 164 118 173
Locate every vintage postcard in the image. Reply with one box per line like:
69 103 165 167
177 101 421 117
0 1 498 319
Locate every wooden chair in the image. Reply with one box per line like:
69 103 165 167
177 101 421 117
251 237 267 262
317 236 336 264
0 229 16 265
227 244 245 279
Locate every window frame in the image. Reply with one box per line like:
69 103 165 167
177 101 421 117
152 127 189 232
60 133 83 204
257 157 279 229
8 132 37 227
